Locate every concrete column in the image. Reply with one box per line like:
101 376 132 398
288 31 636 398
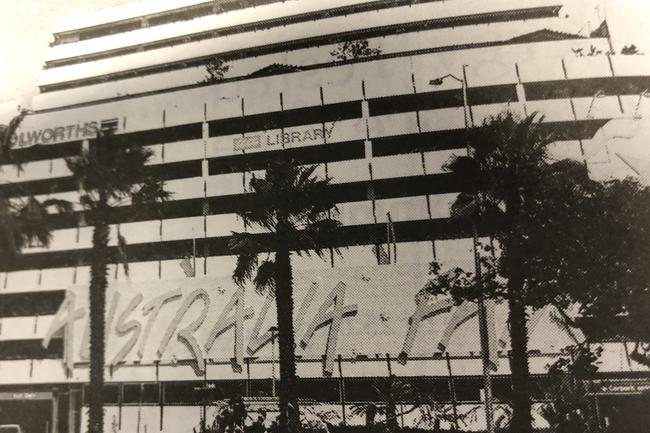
52 393 59 433
68 390 77 433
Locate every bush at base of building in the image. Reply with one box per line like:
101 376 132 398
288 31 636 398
327 427 473 433
540 345 606 433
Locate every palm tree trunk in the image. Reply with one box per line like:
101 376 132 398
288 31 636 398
508 286 532 433
274 248 300 433
385 398 399 433
88 214 110 433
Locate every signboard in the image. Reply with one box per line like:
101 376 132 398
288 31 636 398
589 378 650 395
0 392 52 401
42 264 582 377
10 118 120 148
233 124 335 151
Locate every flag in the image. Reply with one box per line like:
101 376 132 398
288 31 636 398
387 212 397 262
180 228 197 277
180 255 195 277
374 244 391 265
374 213 397 265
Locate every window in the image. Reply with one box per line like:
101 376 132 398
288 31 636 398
84 384 120 405
297 378 340 402
410 378 451 402
345 378 382 402
249 379 273 398
163 382 203 404
122 383 160 404
453 378 481 402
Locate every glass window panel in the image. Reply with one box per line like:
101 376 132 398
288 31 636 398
344 378 382 402
453 378 481 402
249 379 273 398
297 378 339 403
164 382 203 404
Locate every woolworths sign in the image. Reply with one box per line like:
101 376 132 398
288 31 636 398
10 118 119 147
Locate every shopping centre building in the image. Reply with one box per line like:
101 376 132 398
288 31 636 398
0 0 649 432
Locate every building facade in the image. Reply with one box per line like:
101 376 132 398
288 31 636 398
1 0 649 432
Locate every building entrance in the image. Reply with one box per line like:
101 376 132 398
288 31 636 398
0 393 52 433
600 394 650 433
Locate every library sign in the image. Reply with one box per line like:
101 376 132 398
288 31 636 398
233 124 335 151
42 264 583 377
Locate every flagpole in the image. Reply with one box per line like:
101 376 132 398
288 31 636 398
430 68 494 433
389 212 396 262
386 214 391 264
192 228 196 277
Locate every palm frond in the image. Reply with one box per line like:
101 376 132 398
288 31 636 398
0 110 27 167
66 132 160 201
298 218 341 256
0 196 21 260
242 177 277 230
443 154 479 177
41 198 74 214
16 196 52 248
449 192 478 220
132 178 172 207
233 251 258 288
252 259 276 295
230 232 266 287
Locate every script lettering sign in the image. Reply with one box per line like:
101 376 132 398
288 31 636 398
42 265 582 377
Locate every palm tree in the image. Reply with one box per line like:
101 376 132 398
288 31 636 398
0 112 62 267
65 128 169 433
229 158 340 433
437 111 602 433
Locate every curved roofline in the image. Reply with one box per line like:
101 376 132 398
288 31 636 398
33 32 597 115
52 0 277 36
40 5 563 93
46 0 446 67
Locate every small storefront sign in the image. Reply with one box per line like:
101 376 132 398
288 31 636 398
589 378 650 395
0 392 52 401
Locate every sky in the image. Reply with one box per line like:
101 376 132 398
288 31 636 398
0 0 134 106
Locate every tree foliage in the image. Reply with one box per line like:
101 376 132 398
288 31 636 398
65 128 169 433
229 157 340 433
578 178 650 366
541 344 606 433
230 159 341 292
424 111 606 307
621 44 641 55
0 111 64 265
330 39 381 61
205 396 247 433
203 56 230 83
423 111 607 433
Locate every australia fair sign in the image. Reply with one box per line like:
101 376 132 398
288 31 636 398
41 264 582 377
